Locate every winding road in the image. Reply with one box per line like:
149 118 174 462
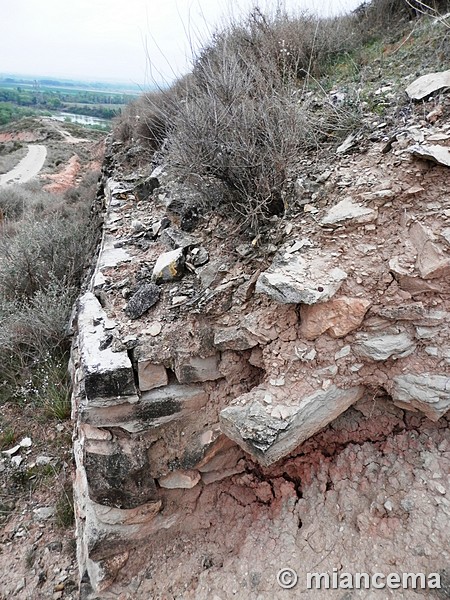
0 144 47 187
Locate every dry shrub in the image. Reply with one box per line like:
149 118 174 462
0 183 98 404
355 0 450 33
164 9 362 228
114 79 190 149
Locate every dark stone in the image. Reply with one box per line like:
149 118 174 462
46 541 63 552
134 176 160 200
137 398 181 420
84 451 157 508
181 203 201 232
190 247 209 267
84 367 136 400
160 227 199 250
99 334 113 350
125 283 160 319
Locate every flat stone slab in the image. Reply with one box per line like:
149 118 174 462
321 197 377 227
406 69 450 100
391 374 450 421
98 238 131 269
174 354 222 383
409 144 450 168
354 330 416 361
220 385 364 466
256 252 347 305
77 293 137 406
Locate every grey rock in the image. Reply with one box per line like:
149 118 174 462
33 506 55 520
336 133 356 154
81 384 209 433
256 252 347 305
189 246 209 267
354 330 415 361
406 69 450 100
98 239 131 269
174 354 222 383
220 385 364 466
197 260 230 288
214 326 260 351
391 374 450 421
409 144 450 168
134 175 160 200
152 248 185 283
160 227 199 249
84 450 157 508
321 197 377 227
14 578 26 593
125 283 160 319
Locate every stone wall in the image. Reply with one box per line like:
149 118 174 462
71 128 450 596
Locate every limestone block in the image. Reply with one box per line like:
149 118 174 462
256 252 347 305
409 144 450 167
77 292 137 405
159 470 201 489
81 384 209 433
220 385 364 466
138 360 168 391
391 374 450 421
299 296 371 340
160 226 199 249
417 241 450 279
74 438 177 595
84 449 157 508
174 354 222 383
354 330 416 361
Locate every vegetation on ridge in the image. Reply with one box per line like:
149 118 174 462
115 0 450 229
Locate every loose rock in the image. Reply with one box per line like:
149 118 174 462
125 283 160 319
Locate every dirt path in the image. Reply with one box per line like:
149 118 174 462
42 118 91 144
0 144 47 186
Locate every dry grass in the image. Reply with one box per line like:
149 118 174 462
0 172 98 410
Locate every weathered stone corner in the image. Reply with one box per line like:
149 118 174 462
220 385 365 466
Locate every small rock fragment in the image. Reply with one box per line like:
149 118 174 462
299 296 371 339
152 248 185 283
125 284 160 319
391 374 450 421
159 470 201 489
354 330 415 361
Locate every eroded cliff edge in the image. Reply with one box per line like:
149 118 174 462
71 82 450 599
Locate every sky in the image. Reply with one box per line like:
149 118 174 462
1 0 363 87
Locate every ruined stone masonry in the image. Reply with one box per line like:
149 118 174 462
72 97 450 598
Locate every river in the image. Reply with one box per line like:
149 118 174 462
50 112 109 127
